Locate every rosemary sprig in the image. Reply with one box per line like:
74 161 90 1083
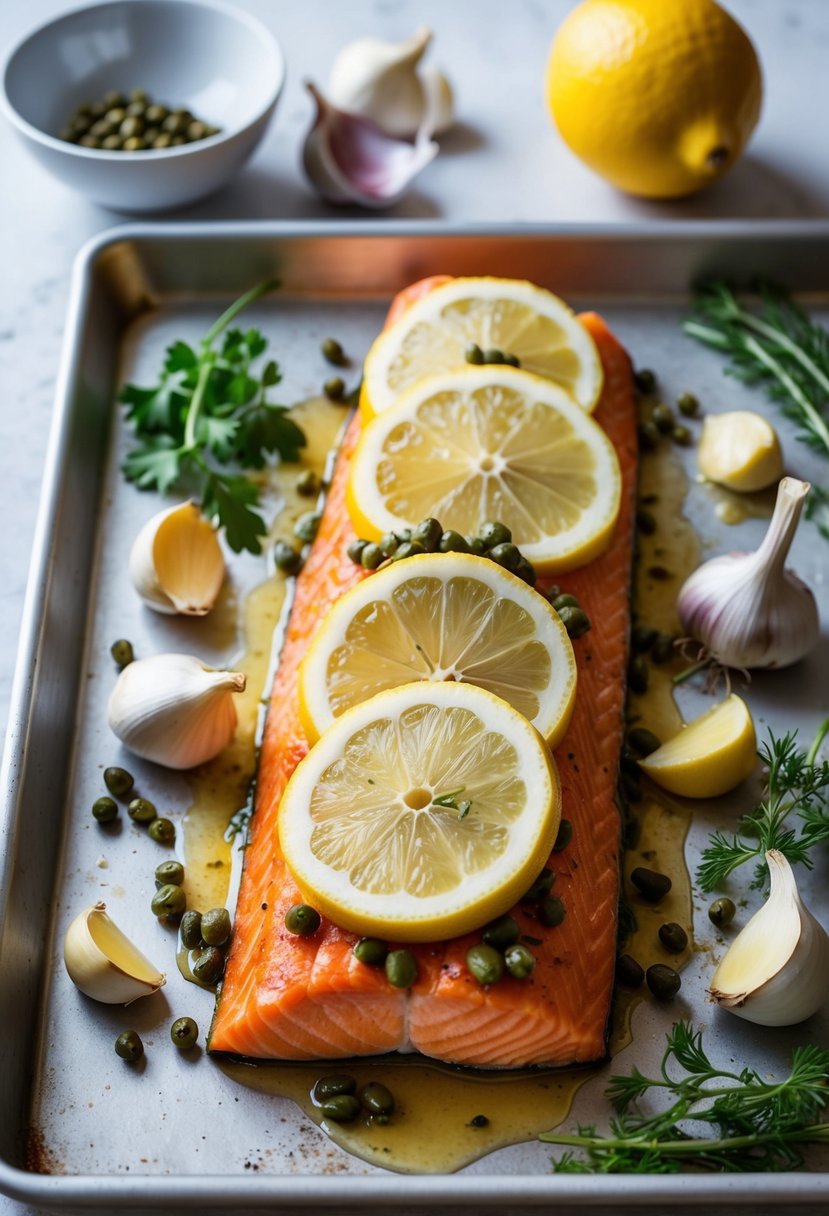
696 720 829 892
542 1022 829 1173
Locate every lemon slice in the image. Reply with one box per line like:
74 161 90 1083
278 682 561 942
299 552 577 747
361 276 603 418
639 694 757 799
347 366 622 575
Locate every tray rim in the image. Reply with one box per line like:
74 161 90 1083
4 218 829 1210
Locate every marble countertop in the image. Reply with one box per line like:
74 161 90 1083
2 1 829 1211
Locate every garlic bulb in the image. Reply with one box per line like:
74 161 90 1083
328 27 454 139
697 410 784 492
302 82 438 209
129 501 225 616
677 477 819 669
708 851 829 1026
64 903 165 1004
108 653 246 769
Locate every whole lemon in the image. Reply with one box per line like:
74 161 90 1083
546 0 763 198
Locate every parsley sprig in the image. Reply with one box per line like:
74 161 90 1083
542 1022 829 1173
696 721 829 892
120 281 306 554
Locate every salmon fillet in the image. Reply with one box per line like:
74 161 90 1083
209 290 637 1067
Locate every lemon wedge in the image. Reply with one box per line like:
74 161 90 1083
697 411 784 492
278 682 561 942
360 276 603 418
346 366 621 575
299 552 577 747
639 694 757 799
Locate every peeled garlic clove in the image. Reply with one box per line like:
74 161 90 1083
697 410 784 492
64 902 165 1004
420 67 455 137
302 82 438 209
108 653 246 770
129 501 225 616
708 850 829 1026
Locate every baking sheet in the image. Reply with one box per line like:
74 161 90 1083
1 221 829 1213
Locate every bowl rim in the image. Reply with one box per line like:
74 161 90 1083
0 0 286 160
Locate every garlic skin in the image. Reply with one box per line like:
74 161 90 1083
697 410 784 493
708 851 829 1026
108 653 246 770
677 477 819 668
64 902 165 1004
302 82 438 209
129 501 225 616
328 27 454 139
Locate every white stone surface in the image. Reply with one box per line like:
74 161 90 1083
1 0 829 1211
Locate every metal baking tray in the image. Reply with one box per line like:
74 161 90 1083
2 221 829 1215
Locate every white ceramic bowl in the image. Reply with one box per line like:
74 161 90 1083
1 0 285 212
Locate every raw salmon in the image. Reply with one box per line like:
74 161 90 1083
209 287 637 1067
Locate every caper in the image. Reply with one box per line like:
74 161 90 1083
294 512 321 544
285 904 321 936
360 542 384 570
148 817 175 844
615 953 645 988
119 115 144 138
635 507 657 535
385 948 418 989
110 639 134 668
114 1029 143 1061
353 937 388 966
187 120 208 141
296 469 319 497
103 90 126 109
104 766 134 797
204 125 221 138
90 119 115 138
551 593 579 611
152 883 186 919
677 392 699 417
478 521 512 548
439 530 470 553
544 585 562 604
628 656 649 694
647 565 673 581
170 1016 199 1049
105 106 127 125
505 943 536 979
650 633 675 664
153 132 173 149
620 772 643 805
522 867 554 903
162 111 189 135
321 1095 361 1122
391 539 426 561
539 895 566 928
129 88 149 105
396 528 412 542
123 136 146 151
630 625 657 653
145 128 161 146
371 532 395 558
672 425 693 446
646 963 681 1000
313 1074 356 1101
155 859 184 886
89 100 107 118
658 922 688 953
560 605 593 638
347 539 368 564
502 352 521 368
618 900 638 940
412 517 442 550
191 945 225 985
324 376 345 401
488 542 521 571
59 127 78 143
482 348 505 364
513 555 537 586
630 866 672 903
145 104 168 124
273 540 303 575
708 897 737 928
627 727 661 757
652 403 675 434
637 421 660 452
359 1081 395 1116
464 342 484 365
201 907 232 946
552 818 573 852
92 796 118 823
128 797 157 824
171 134 187 146
482 915 520 950
466 944 504 986
634 369 656 394
180 909 203 950
321 337 346 366
468 1114 490 1128
101 134 123 150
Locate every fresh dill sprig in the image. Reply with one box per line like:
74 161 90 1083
541 1021 829 1173
696 721 829 892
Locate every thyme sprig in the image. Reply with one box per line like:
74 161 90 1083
542 1022 829 1173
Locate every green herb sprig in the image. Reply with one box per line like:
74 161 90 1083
696 721 829 892
120 281 306 554
542 1021 829 1173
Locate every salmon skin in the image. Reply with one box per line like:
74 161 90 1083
208 287 638 1068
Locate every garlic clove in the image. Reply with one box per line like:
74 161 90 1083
302 82 438 209
420 67 455 137
697 410 784 492
129 501 225 616
64 902 165 1004
708 851 829 1026
108 653 246 770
